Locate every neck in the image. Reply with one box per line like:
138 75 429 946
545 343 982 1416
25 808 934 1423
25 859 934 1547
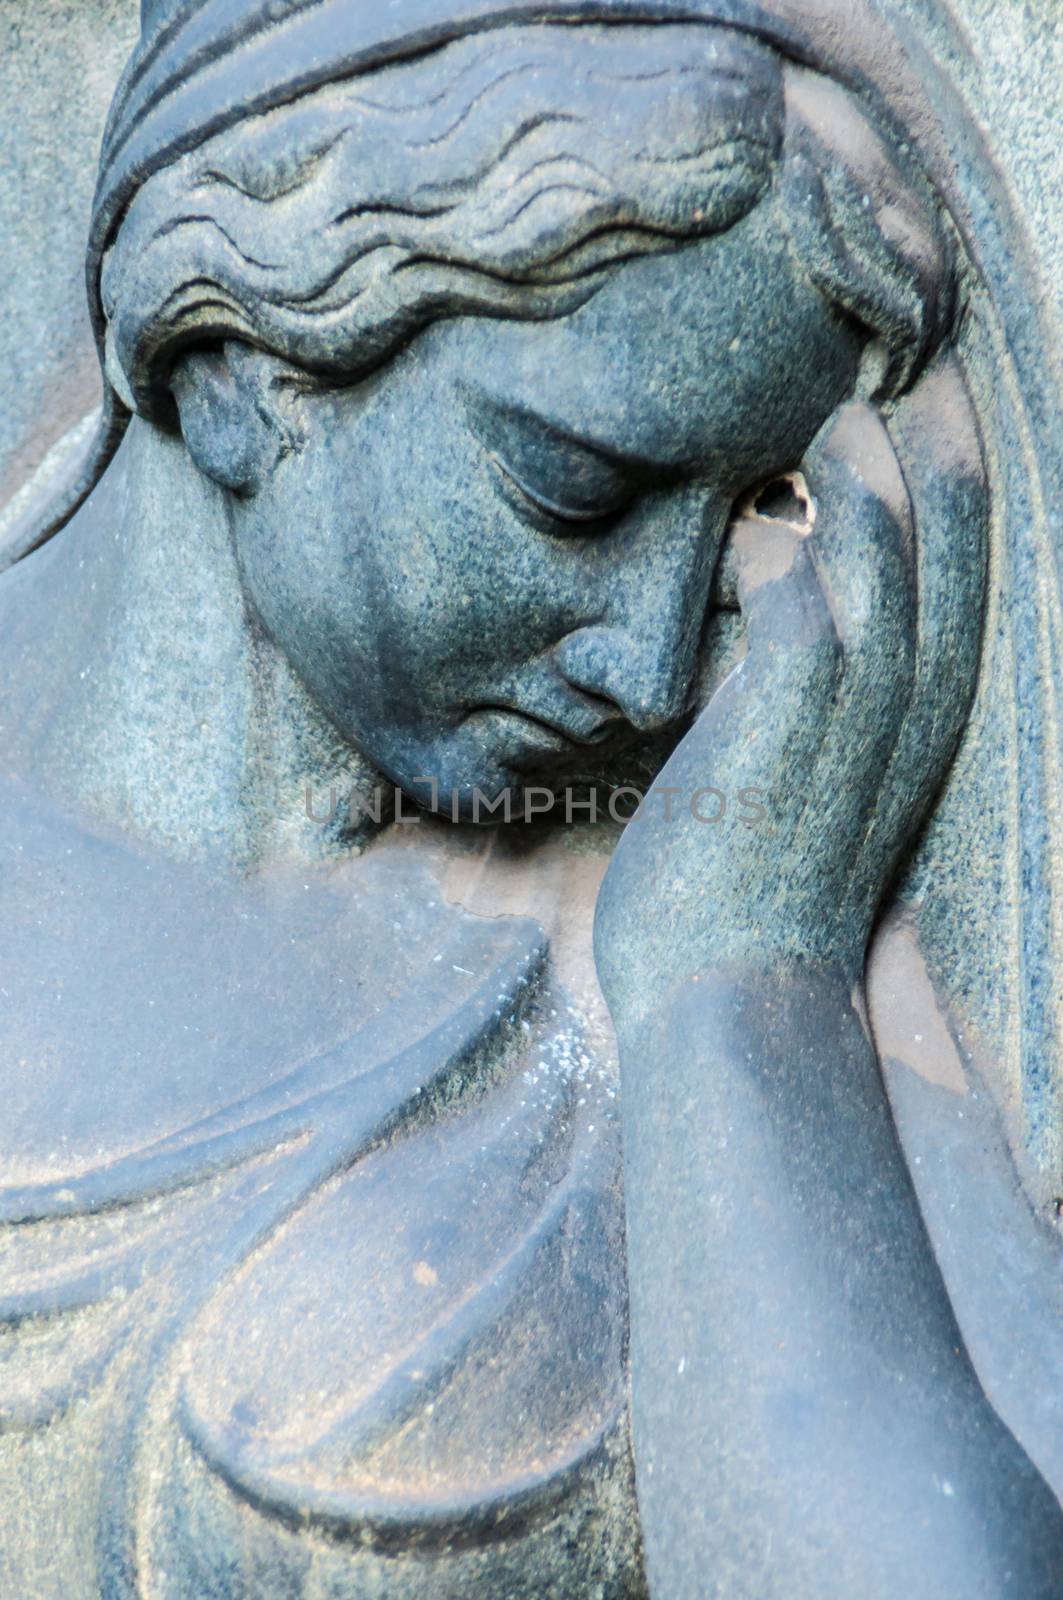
0 417 381 869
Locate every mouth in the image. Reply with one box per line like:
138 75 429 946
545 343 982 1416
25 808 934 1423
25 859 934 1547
471 701 626 758
464 700 630 780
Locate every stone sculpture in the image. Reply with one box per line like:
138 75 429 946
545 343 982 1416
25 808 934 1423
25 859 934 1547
1 2 1062 1596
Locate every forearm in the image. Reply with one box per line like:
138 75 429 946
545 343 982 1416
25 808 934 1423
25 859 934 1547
621 964 1063 1599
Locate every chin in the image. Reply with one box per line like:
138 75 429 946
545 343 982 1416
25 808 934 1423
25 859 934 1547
440 770 524 824
381 746 515 823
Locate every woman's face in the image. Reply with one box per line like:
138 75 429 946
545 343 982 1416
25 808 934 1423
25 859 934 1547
228 205 862 815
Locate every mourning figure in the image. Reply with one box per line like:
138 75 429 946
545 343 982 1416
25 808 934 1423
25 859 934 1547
1 2 1062 1597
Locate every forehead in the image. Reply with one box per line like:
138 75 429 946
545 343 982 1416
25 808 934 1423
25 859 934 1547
453 204 859 482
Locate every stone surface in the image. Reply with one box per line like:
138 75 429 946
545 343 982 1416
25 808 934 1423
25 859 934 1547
0 0 138 510
1 3 1062 1597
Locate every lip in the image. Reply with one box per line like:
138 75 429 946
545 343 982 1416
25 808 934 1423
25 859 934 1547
473 702 623 752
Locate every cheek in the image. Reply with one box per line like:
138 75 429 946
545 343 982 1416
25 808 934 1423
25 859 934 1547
229 471 390 733
392 488 579 674
225 475 516 737
233 398 581 733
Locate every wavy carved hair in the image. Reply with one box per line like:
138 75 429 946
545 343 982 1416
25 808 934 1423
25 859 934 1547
97 22 957 425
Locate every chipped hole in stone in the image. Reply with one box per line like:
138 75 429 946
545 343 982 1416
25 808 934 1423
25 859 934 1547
750 471 814 531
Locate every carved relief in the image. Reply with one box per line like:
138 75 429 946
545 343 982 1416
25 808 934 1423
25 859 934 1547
1 3 1062 1597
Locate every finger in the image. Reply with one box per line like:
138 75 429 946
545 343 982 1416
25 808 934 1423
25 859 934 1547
660 403 917 904
767 402 917 923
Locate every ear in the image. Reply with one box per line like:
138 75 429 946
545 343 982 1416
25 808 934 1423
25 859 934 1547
170 341 298 495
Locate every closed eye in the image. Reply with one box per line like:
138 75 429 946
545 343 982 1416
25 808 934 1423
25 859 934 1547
467 394 643 531
488 449 631 527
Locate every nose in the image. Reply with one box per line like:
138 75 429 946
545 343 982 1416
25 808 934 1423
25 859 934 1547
551 486 722 733
553 541 711 731
553 622 697 732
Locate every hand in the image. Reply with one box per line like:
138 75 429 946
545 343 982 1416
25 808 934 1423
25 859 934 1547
595 366 987 1040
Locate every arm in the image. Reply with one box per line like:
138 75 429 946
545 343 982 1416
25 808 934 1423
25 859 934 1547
595 383 1063 1597
623 964 1063 1599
